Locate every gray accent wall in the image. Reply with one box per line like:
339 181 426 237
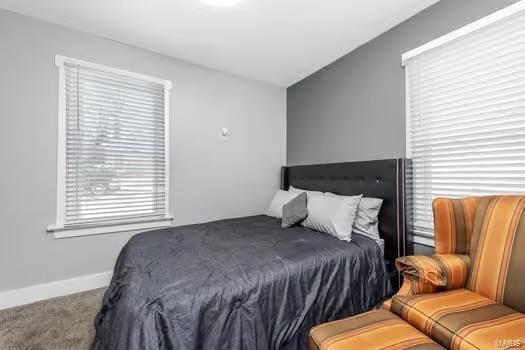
0 10 286 292
287 0 519 165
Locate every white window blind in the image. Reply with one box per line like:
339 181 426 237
405 5 525 240
50 56 172 237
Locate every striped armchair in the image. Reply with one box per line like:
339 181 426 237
309 196 524 350
388 196 525 349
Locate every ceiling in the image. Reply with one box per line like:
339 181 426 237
0 0 439 87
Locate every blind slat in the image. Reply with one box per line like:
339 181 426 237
65 195 165 203
64 213 167 226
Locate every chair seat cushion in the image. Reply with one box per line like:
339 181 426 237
309 309 444 350
391 289 525 350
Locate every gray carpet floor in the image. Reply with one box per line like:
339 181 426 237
0 288 106 350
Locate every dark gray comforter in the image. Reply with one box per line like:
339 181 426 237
92 215 390 350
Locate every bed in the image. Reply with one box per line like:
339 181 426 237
91 159 407 350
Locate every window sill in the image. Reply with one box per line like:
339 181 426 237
47 217 174 239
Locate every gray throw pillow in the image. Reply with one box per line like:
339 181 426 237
281 192 308 228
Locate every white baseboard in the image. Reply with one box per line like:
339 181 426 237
0 271 113 310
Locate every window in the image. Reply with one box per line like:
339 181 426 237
49 56 172 238
404 2 525 244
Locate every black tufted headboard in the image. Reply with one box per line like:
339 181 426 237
281 159 408 291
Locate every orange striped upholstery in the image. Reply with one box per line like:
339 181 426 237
433 197 479 254
391 289 525 350
309 309 445 350
390 276 441 302
383 298 392 311
395 254 470 291
315 195 525 350
467 196 525 313
387 254 471 307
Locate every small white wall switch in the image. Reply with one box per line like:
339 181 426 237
219 127 229 140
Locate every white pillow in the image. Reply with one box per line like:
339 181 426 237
325 193 383 240
353 197 383 240
289 186 323 200
266 190 301 218
302 194 362 241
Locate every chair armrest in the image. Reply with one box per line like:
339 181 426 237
395 254 471 291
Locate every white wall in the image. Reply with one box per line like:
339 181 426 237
0 9 286 292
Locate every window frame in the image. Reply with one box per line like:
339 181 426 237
403 0 525 246
48 55 173 238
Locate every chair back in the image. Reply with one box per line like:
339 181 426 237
432 197 479 254
466 195 525 313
